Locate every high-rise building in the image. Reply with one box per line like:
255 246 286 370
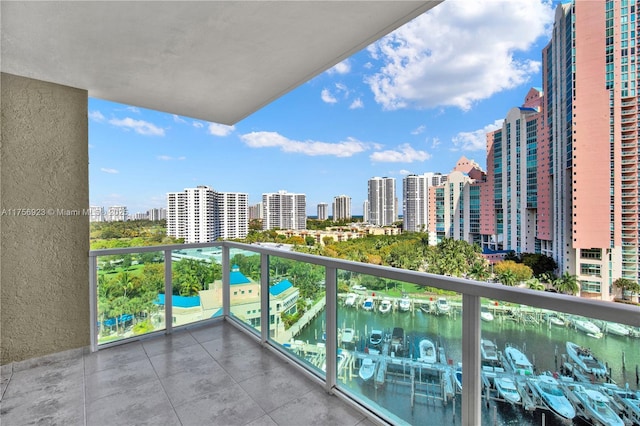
215 192 249 240
332 195 352 221
317 202 329 221
403 173 445 233
540 1 638 300
249 203 263 221
262 190 306 230
89 206 105 222
482 89 550 257
362 200 369 223
106 205 127 222
367 177 396 226
427 170 482 246
167 186 248 243
147 208 166 221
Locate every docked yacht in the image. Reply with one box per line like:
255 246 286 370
481 339 500 366
418 338 437 364
359 358 376 383
572 317 602 337
494 376 521 404
362 297 374 311
529 374 575 420
398 294 411 312
369 329 383 348
566 341 607 377
378 298 392 314
344 293 358 307
480 306 494 322
436 297 450 314
564 383 624 426
504 345 534 376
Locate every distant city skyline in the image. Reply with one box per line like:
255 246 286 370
88 0 557 215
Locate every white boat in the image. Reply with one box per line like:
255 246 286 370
436 297 450 314
504 345 534 376
341 328 355 346
399 294 411 312
495 376 521 404
481 339 500 365
611 388 640 425
605 322 631 336
418 338 437 363
344 293 358 307
391 327 405 356
369 329 383 347
378 298 392 314
565 384 624 426
566 341 607 376
480 306 494 322
454 367 463 392
529 375 575 420
362 297 374 311
359 358 376 382
572 317 602 337
545 312 565 326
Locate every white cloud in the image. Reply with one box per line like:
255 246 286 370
126 106 140 113
108 117 165 136
327 59 351 75
411 125 426 135
321 89 338 104
193 121 204 128
370 143 431 163
431 137 441 149
399 169 413 175
100 167 119 174
452 119 503 151
157 155 186 161
349 98 364 109
173 114 187 124
366 0 554 111
240 131 378 157
89 110 105 122
208 123 235 137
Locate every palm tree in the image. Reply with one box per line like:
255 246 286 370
553 272 579 295
497 270 517 286
526 278 545 291
468 261 489 281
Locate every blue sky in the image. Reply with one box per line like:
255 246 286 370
89 0 557 216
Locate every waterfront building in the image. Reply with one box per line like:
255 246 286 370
88 205 105 222
332 195 352 221
362 200 369 223
262 190 307 231
317 202 329 221
542 2 638 300
481 88 551 257
428 170 482 246
167 186 248 243
367 177 397 226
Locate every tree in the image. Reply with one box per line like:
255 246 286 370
526 278 545 291
553 272 579 295
468 261 490 281
493 260 532 284
520 253 558 277
497 269 517 286
613 278 640 300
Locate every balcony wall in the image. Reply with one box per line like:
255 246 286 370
0 73 90 364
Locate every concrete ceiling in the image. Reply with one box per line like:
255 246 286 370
1 1 442 125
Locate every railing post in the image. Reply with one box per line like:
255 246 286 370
260 254 269 344
164 249 173 334
325 266 338 392
89 254 98 352
222 245 230 318
461 293 481 426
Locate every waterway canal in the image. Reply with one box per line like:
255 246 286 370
294 305 639 425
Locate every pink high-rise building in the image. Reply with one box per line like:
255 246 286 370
543 2 638 300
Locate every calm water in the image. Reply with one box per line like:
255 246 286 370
294 306 640 426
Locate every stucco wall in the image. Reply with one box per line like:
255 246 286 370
1 73 89 364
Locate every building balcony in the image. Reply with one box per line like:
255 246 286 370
621 133 637 140
621 142 638 148
5 242 638 426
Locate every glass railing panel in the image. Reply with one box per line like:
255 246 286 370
481 300 640 426
97 250 165 345
170 246 223 326
227 248 262 334
268 255 327 378
335 272 463 424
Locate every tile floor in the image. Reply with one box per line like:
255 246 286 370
0 321 377 426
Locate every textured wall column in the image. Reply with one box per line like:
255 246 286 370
1 73 89 364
